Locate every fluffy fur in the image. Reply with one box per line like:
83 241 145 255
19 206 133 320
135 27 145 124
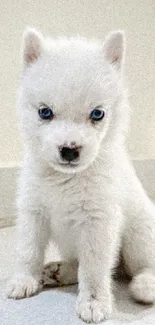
7 28 155 323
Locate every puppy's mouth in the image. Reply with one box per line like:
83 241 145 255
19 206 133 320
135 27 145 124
50 158 89 173
59 161 79 168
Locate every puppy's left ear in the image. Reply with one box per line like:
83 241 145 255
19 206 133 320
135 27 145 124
103 31 125 71
22 27 44 68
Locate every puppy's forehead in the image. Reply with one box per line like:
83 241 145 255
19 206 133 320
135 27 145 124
24 40 115 108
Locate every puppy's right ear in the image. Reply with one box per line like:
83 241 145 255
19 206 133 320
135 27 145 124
103 30 125 72
22 28 44 68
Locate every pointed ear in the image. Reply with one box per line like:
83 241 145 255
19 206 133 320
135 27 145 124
22 28 44 68
103 31 125 71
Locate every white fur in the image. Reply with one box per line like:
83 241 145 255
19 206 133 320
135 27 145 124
7 28 155 323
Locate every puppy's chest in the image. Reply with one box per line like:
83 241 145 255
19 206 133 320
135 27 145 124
43 173 102 227
45 176 86 219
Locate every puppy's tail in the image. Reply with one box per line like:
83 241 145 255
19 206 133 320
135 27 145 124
129 268 155 304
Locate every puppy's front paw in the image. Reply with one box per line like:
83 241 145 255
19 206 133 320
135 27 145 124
76 297 112 323
7 274 42 299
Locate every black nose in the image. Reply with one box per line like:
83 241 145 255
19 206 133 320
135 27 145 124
60 146 80 162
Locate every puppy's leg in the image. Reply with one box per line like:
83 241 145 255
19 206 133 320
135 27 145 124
42 260 78 287
7 210 50 299
76 206 122 323
122 175 155 304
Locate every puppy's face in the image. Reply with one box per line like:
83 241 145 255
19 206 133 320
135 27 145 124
19 29 125 173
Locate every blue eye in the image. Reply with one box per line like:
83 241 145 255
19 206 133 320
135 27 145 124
38 106 54 120
90 108 105 121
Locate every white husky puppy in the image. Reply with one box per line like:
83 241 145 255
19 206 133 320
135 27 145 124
7 28 155 323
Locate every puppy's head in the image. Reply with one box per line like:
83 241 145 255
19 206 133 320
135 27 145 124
18 28 127 173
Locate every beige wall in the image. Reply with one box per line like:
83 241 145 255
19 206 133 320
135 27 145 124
0 0 155 167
